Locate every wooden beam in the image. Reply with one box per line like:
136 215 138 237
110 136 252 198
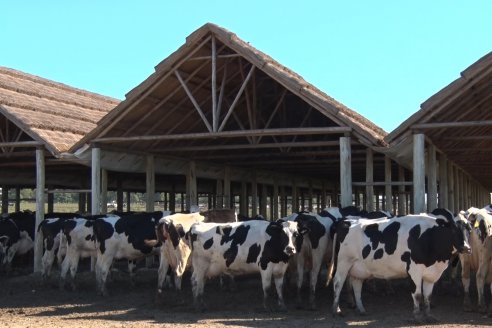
413 120 492 130
94 127 351 144
365 148 374 211
413 134 425 214
175 70 213 132
353 181 413 187
340 136 352 207
91 147 101 215
212 35 218 132
427 144 437 211
101 169 108 214
188 53 241 61
385 156 393 213
34 147 45 273
0 141 43 148
146 155 155 212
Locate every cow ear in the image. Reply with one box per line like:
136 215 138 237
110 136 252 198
299 226 310 235
436 218 450 227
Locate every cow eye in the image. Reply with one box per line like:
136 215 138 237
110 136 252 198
293 232 299 238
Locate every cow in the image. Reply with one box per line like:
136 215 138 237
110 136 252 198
329 208 471 322
0 211 35 270
460 207 492 315
201 208 237 223
38 213 81 279
189 219 303 311
93 212 164 296
283 211 334 309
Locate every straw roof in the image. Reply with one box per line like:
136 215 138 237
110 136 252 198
0 66 120 156
385 51 492 189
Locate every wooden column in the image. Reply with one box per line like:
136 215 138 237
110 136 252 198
216 179 223 208
447 162 455 213
385 155 393 214
438 155 448 209
398 166 406 216
280 185 287 217
413 133 426 214
260 184 267 217
273 178 279 219
186 161 197 211
116 177 123 212
365 148 374 212
15 187 20 212
47 191 54 213
321 182 327 210
126 191 131 212
34 147 45 273
91 146 101 215
101 169 108 214
240 181 247 215
251 174 258 217
455 169 462 212
292 180 298 213
78 193 86 213
169 183 176 212
146 155 155 212
308 181 313 212
340 136 352 207
224 167 231 208
427 144 437 211
1 185 8 214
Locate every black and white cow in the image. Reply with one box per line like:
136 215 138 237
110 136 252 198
329 209 471 322
0 211 35 270
189 219 302 311
93 212 163 296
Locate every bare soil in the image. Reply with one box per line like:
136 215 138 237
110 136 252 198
0 262 491 328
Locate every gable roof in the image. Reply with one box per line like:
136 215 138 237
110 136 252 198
0 66 120 156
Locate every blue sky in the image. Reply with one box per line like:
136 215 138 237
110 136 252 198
2 1 491 132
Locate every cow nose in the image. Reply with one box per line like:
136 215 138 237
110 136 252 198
285 246 295 255
461 244 472 254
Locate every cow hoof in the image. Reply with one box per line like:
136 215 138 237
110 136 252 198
425 315 438 323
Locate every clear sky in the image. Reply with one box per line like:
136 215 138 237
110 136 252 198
2 1 491 132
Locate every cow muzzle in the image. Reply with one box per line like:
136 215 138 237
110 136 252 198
460 244 472 255
285 246 296 256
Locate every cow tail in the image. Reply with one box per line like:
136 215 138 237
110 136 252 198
325 231 338 287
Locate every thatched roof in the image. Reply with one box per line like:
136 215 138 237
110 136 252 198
0 66 120 155
385 51 492 190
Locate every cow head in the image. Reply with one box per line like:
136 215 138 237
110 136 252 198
451 213 472 254
268 220 301 256
0 235 9 265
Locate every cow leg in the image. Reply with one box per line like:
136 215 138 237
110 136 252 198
422 281 437 322
274 272 287 311
460 257 472 312
157 249 171 295
41 249 55 281
191 266 206 311
68 252 81 291
409 276 424 322
295 253 305 307
332 262 350 316
261 271 273 311
59 250 72 290
350 277 366 315
96 254 113 296
90 256 96 272
308 251 323 310
128 260 137 287
477 239 492 314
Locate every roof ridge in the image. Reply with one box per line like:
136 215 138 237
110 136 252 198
0 66 120 105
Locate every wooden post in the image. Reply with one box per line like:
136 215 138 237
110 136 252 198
280 185 287 217
186 161 197 211
216 179 223 208
126 191 131 211
413 133 425 214
321 182 327 210
448 163 455 213
308 181 313 212
34 147 45 273
251 174 258 216
224 167 231 208
455 168 461 212
340 136 352 207
1 185 8 214
292 180 298 213
439 155 448 209
116 177 123 212
146 155 155 212
398 166 406 216
47 190 54 213
384 155 393 214
260 184 267 218
169 183 176 212
365 148 374 212
427 144 437 212
91 146 101 215
240 181 247 215
15 187 20 212
101 169 108 214
78 193 86 213
273 178 279 219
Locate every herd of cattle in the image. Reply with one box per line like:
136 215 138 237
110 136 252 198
1 205 492 322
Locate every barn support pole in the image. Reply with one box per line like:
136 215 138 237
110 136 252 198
216 179 223 208
273 178 279 219
280 185 287 217
251 174 258 217
447 162 455 213
427 144 437 212
240 181 247 215
126 191 131 212
91 146 101 215
439 155 448 209
224 167 231 208
340 136 352 208
1 185 8 214
34 147 45 273
47 190 54 213
292 179 298 213
308 181 313 212
398 166 407 216
260 184 267 218
101 169 108 214
456 169 462 212
385 155 393 214
78 193 86 213
15 187 20 212
186 161 197 212
146 155 155 212
321 182 327 210
170 183 176 212
116 177 123 212
364 148 374 212
413 133 426 214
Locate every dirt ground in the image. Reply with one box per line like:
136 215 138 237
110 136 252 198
0 262 491 328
